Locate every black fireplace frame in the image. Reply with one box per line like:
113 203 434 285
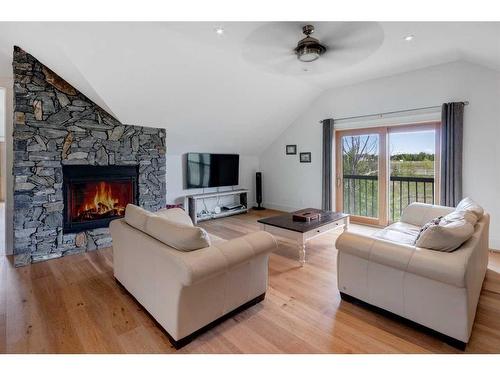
62 165 139 233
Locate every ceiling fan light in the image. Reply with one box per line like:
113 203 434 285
294 25 327 63
297 47 321 62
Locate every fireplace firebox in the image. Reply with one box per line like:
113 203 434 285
63 165 139 233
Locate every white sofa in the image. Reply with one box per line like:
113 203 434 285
335 202 490 349
110 205 277 348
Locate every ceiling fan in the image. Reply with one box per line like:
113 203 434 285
294 24 327 62
242 22 384 74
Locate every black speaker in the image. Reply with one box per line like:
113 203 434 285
253 172 265 210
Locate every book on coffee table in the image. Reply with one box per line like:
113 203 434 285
292 208 323 222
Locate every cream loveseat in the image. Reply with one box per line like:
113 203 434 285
110 204 277 348
336 201 489 349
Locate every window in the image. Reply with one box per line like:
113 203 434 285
335 122 440 226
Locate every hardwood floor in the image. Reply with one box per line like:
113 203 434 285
1 208 500 353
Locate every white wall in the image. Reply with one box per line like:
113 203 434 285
0 88 5 202
0 78 13 255
0 89 4 138
259 61 500 249
165 153 259 210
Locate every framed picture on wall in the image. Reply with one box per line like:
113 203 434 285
286 145 297 155
300 152 311 163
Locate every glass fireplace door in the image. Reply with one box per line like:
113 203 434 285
63 165 138 233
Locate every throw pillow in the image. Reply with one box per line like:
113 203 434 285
156 207 194 226
442 209 478 226
124 204 154 231
415 216 474 252
144 215 211 251
456 197 484 221
414 216 442 243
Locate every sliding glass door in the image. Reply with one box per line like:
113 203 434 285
335 123 440 226
335 128 387 226
388 124 440 222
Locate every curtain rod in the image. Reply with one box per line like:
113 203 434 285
319 101 469 123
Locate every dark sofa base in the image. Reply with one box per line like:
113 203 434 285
340 292 467 351
115 277 265 349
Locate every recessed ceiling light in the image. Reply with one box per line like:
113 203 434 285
214 27 225 36
404 35 415 41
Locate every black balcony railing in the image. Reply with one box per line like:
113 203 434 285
343 174 379 219
343 174 435 222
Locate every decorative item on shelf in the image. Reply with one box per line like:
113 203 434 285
300 152 311 163
292 208 323 222
197 209 211 219
285 145 297 155
222 204 245 211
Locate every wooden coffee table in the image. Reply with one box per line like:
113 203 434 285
258 209 349 266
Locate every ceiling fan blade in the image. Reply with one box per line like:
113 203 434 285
244 22 303 50
317 22 374 42
261 53 296 69
321 22 383 56
243 47 295 67
242 21 384 75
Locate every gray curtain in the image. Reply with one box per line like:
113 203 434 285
440 102 464 206
321 118 334 210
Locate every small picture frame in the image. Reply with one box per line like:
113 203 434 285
299 152 311 163
286 145 297 155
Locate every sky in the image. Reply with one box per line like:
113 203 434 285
344 130 435 155
389 131 435 155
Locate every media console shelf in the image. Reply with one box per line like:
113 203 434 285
186 189 249 224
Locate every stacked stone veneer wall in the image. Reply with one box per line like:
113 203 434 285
12 46 166 266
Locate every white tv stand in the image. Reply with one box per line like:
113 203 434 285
186 189 249 224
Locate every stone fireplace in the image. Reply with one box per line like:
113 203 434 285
13 46 166 266
63 165 138 233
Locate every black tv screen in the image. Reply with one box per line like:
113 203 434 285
187 153 239 188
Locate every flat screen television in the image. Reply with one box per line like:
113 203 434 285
186 153 239 188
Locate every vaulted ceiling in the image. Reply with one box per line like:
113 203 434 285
0 22 499 154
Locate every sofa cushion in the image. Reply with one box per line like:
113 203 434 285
400 202 455 227
456 197 484 221
124 204 154 231
156 207 194 226
144 215 211 251
373 222 421 245
415 216 474 252
336 231 415 271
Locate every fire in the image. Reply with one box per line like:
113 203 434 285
74 181 129 221
92 182 120 214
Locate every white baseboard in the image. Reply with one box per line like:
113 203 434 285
262 202 301 213
490 236 500 252
246 201 256 209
